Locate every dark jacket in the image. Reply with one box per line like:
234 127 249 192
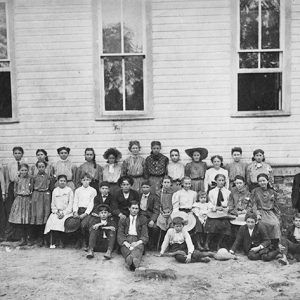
139 192 160 222
286 225 300 244
117 215 149 245
92 193 113 211
231 223 270 254
112 189 140 217
292 174 300 211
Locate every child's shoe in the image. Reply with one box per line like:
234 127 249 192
19 238 27 246
278 254 289 266
58 239 65 249
86 249 94 259
104 249 112 260
50 244 56 249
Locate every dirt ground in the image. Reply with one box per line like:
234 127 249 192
0 243 299 300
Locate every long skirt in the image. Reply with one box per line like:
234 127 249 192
29 191 51 225
260 210 281 239
0 186 6 238
9 195 31 224
44 212 72 234
205 218 231 236
131 176 144 192
191 179 204 193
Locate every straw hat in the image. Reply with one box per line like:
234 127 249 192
171 211 196 232
64 217 81 233
214 248 236 261
207 211 236 219
230 214 246 226
185 147 208 160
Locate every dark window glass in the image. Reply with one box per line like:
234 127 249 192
239 52 258 68
238 73 281 111
0 71 12 118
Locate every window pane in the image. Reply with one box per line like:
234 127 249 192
240 0 259 49
104 57 123 111
0 3 7 59
125 56 143 110
262 0 280 49
0 71 12 118
102 0 121 53
238 72 282 111
123 0 143 53
261 52 279 68
239 52 258 68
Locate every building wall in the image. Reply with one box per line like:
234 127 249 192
0 0 300 168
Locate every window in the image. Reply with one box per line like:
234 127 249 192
232 0 290 117
93 0 152 120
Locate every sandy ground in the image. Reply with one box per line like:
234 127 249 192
0 244 299 300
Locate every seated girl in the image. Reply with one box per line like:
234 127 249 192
204 174 231 250
159 217 212 263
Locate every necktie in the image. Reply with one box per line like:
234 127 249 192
17 161 21 171
131 216 135 225
217 189 224 206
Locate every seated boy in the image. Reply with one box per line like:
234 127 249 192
86 204 116 259
139 181 160 250
230 212 279 261
278 213 300 265
117 201 149 271
159 217 212 263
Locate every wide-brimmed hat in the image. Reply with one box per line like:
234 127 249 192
171 211 196 232
97 203 111 212
185 148 208 160
214 248 236 261
64 217 81 233
207 211 236 220
103 148 122 161
230 214 246 226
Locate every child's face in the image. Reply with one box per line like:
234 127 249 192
254 152 264 163
199 196 207 203
100 186 109 196
37 163 46 173
59 150 69 160
216 176 225 188
130 145 140 155
36 151 46 162
162 179 171 189
129 204 139 216
121 180 131 193
151 145 161 155
85 150 94 162
174 223 184 233
213 158 221 168
99 210 109 220
246 218 256 230
192 151 201 162
170 151 179 163
19 166 28 177
141 185 151 194
58 177 67 188
183 179 191 190
258 176 268 189
13 150 23 161
81 177 91 188
108 154 116 164
235 179 244 190
232 151 241 162
293 218 300 228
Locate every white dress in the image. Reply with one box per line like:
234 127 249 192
44 186 74 234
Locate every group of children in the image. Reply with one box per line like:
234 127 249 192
0 141 299 270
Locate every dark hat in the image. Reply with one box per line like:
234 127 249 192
99 181 110 188
64 217 81 233
57 146 70 154
118 175 134 187
97 204 110 212
103 148 122 160
185 147 208 160
141 180 151 187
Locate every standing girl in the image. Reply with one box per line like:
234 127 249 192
122 141 145 192
53 147 77 191
76 148 103 191
31 149 53 178
185 147 208 193
30 161 52 246
204 155 229 193
102 148 122 197
247 149 273 191
0 162 6 239
144 141 169 193
8 163 33 246
44 174 74 248
167 149 185 192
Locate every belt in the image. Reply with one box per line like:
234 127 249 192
17 194 30 196
179 208 191 213
191 177 204 180
149 174 165 177
130 175 144 178
34 189 49 192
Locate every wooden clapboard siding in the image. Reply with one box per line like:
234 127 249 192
0 0 300 169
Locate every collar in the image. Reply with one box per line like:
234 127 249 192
142 193 150 197
254 162 263 168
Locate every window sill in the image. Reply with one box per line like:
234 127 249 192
0 118 19 124
231 110 291 118
95 114 154 121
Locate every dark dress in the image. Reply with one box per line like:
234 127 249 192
292 174 300 212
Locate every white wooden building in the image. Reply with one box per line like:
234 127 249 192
0 0 299 168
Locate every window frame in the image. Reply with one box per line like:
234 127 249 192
0 0 17 123
92 0 153 121
231 0 291 118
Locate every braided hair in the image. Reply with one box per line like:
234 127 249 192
85 148 97 169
